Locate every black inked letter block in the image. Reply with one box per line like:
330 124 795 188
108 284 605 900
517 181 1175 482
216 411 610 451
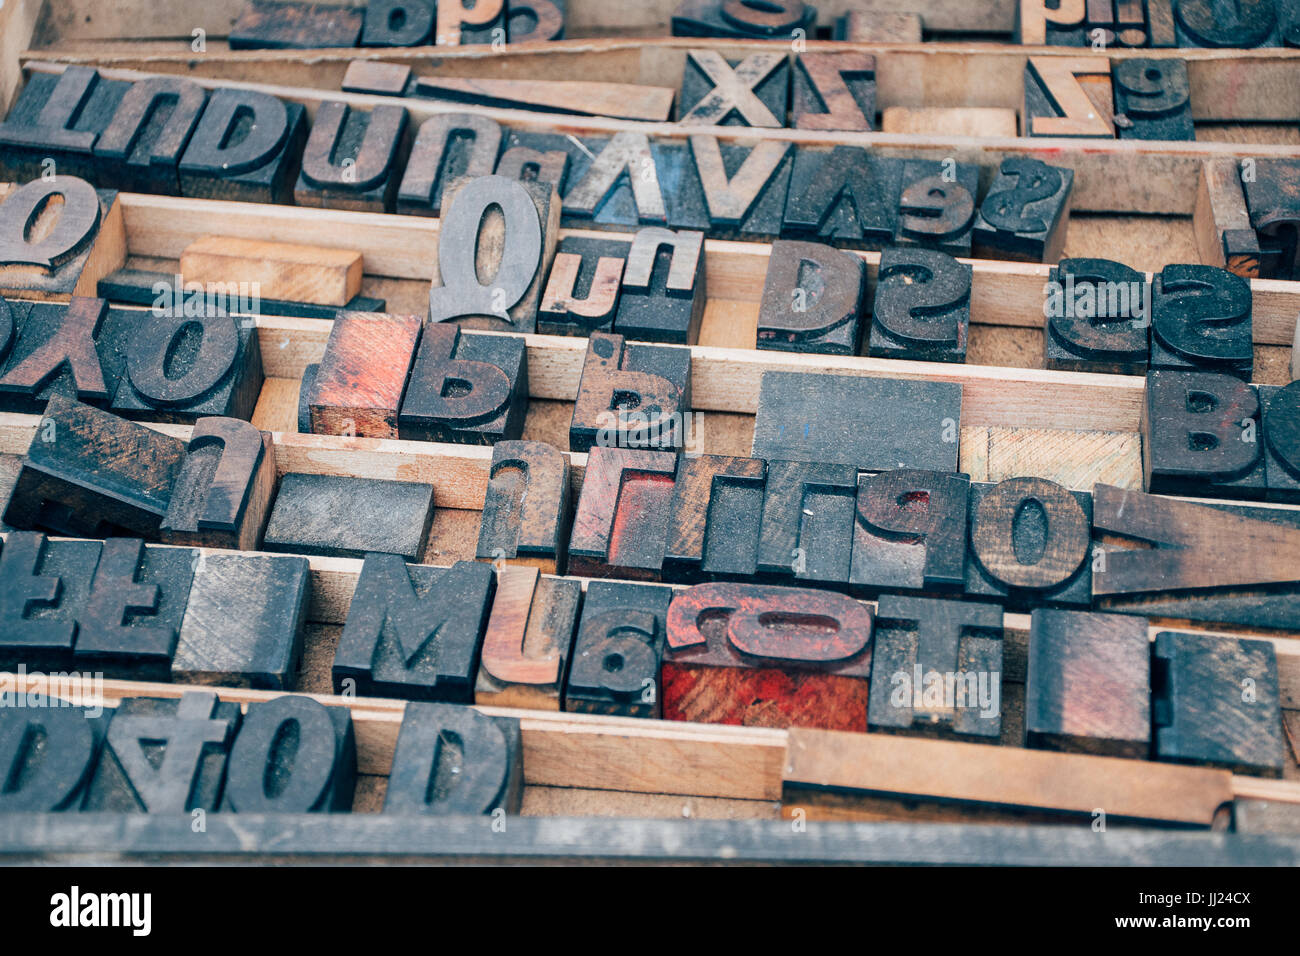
783 147 901 250
537 234 628 337
0 705 110 812
972 157 1074 263
1150 264 1253 379
1261 382 1300 503
757 459 856 586
93 76 208 195
895 159 981 259
1044 258 1150 375
613 226 707 345
179 88 308 204
849 470 969 596
565 579 673 718
0 531 100 672
570 331 692 454
1113 58 1195 141
383 702 522 814
295 101 409 213
757 240 864 355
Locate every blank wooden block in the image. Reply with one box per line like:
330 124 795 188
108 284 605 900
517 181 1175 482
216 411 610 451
262 473 435 561
881 108 1019 139
180 236 363 307
308 312 422 439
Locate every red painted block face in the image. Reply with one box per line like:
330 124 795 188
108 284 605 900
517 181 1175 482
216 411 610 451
660 582 873 732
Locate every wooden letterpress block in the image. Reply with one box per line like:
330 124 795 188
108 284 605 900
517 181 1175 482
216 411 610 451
882 107 1020 138
399 324 528 444
783 147 901 249
112 311 263 424
84 692 241 812
757 240 864 355
1092 485 1300 630
297 364 317 433
1025 608 1150 757
74 538 197 682
566 579 673 717
95 268 385 320
172 553 309 689
410 76 675 123
362 0 435 46
757 460 857 586
228 1 364 48
569 331 692 453
436 0 507 45
428 175 558 334
1150 264 1253 378
3 396 186 539
475 566 581 709
341 60 414 96
1112 58 1195 141
1195 160 1262 279
262 474 435 561
1015 0 1086 44
0 177 118 301
181 237 363 308
849 470 969 596
508 0 566 42
0 705 109 811
1173 0 1279 48
867 595 1005 740
308 311 421 439
161 418 277 552
1243 159 1300 280
476 440 571 573
791 53 875 132
0 298 134 414
650 137 711 233
677 50 787 128
1283 0 1300 46
613 226 706 345
0 67 128 183
496 129 589 196
688 135 793 241
1142 369 1265 499
561 132 666 231
895 159 980 258
661 582 874 731
567 445 678 580
1153 630 1284 776
751 371 963 473
834 11 922 42
967 477 1093 608
537 235 627 337
972 157 1074 262
0 531 100 671
1113 0 1151 45
397 113 502 217
383 703 522 815
93 76 208 195
1024 56 1115 138
179 89 308 204
333 555 496 701
1044 258 1150 374
671 0 815 38
663 454 766 581
1147 0 1178 46
295 102 409 213
1084 0 1119 44
224 695 356 812
868 247 970 363
1261 382 1300 502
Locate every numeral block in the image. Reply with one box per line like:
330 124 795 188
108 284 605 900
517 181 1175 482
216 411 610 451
791 53 876 132
661 583 874 731
966 478 1093 608
333 555 496 701
429 175 558 333
565 579 673 718
1142 369 1265 499
1243 158 1300 281
1044 258 1150 374
663 454 766 581
1150 264 1253 379
3 395 186 539
757 240 864 355
172 553 310 690
1154 630 1284 777
868 247 971 363
895 159 980 258
972 157 1074 262
757 460 857 585
751 371 963 473
399 324 528 444
1025 609 1150 758
567 445 677 580
85 691 241 813
179 89 308 204
868 595 1005 740
475 566 581 709
1113 58 1195 141
262 474 436 561
671 0 815 38
0 178 117 301
0 531 100 671
111 312 263 424
476 440 572 573
224 695 356 812
295 102 409 213
538 235 627 337
849 470 969 596
398 114 503 217
614 226 707 345
383 703 522 815
570 331 692 453
1024 56 1115 138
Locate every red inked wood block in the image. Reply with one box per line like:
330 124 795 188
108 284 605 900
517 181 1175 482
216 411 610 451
308 312 421 439
661 582 874 732
568 445 677 580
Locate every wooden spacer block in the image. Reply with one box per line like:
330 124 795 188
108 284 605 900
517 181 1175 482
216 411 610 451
881 108 1018 139
180 236 363 307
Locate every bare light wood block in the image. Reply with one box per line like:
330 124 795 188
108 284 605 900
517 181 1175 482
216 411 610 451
180 236 363 307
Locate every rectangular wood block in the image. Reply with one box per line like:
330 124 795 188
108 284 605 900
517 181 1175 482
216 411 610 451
262 473 435 561
308 311 422 439
474 566 581 710
180 237 363 307
881 108 1018 138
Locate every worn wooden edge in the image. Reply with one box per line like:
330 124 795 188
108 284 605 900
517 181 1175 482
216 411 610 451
28 35 1300 123
12 184 1299 347
18 60 1300 216
0 0 42 118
